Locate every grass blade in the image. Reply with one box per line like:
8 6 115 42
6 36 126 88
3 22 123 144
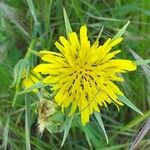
119 96 143 115
26 0 38 23
63 8 72 34
129 118 150 150
17 82 44 95
25 93 31 150
112 21 130 40
94 112 108 144
3 117 9 150
111 110 150 141
135 59 150 65
0 1 29 37
61 116 73 147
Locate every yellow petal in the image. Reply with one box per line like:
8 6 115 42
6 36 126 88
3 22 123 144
69 100 77 116
68 32 79 48
110 37 123 47
110 59 137 71
80 25 88 46
101 50 121 62
55 42 65 54
41 54 68 66
59 36 70 49
22 77 38 93
80 99 90 125
80 91 90 125
34 64 61 74
39 50 52 57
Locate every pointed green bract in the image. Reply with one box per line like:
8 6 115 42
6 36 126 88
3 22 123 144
94 112 108 144
12 59 30 106
63 8 72 34
112 21 130 40
61 116 73 147
119 96 143 115
135 59 150 65
17 83 44 95
11 59 30 88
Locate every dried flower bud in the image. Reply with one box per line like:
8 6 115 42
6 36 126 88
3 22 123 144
37 99 55 133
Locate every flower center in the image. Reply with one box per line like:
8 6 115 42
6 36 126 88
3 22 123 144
70 64 96 91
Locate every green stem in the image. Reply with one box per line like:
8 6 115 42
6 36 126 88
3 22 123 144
24 39 36 60
25 93 31 150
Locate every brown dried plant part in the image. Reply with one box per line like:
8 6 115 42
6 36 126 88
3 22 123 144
37 99 55 133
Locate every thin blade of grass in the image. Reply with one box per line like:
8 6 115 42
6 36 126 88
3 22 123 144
129 118 150 150
135 59 150 65
112 21 130 40
25 93 31 150
17 82 44 95
12 59 30 106
110 110 150 141
63 8 72 34
27 0 41 37
85 132 93 150
95 26 104 42
61 116 73 147
3 117 9 150
27 0 38 23
0 1 29 37
94 112 108 144
119 96 143 115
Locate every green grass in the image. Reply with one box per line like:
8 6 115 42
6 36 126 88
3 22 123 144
0 0 150 149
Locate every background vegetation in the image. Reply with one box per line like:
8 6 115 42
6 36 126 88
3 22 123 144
0 0 150 149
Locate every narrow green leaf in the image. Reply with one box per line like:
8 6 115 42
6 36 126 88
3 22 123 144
27 0 41 37
96 26 104 42
11 59 29 87
134 59 150 65
63 8 72 34
98 143 129 150
25 93 31 150
27 0 38 23
112 21 130 40
12 59 30 106
3 117 9 150
17 82 44 95
119 96 143 115
111 110 150 140
28 49 40 57
129 118 150 150
85 132 93 149
94 112 108 144
82 125 104 147
61 116 73 147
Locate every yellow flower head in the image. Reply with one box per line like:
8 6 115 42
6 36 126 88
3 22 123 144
34 26 137 125
22 70 41 93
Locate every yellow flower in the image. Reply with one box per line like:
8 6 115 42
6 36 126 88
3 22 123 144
34 26 137 125
22 70 41 93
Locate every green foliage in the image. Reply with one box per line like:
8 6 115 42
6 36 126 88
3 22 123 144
94 112 108 144
0 0 150 149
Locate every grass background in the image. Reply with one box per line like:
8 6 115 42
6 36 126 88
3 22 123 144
0 0 150 149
